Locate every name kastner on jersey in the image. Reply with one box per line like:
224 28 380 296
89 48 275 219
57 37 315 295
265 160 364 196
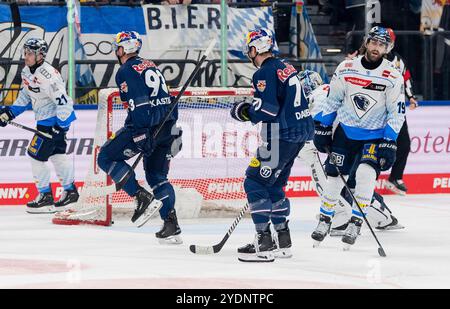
9 62 76 128
314 55 405 141
115 56 176 129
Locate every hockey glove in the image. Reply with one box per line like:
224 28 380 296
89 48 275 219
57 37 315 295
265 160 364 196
378 139 397 171
230 101 251 122
0 108 15 127
313 122 332 153
51 125 68 141
133 129 153 156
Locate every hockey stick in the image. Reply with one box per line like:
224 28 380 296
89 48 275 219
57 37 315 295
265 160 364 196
189 203 249 255
7 121 53 139
325 147 387 257
88 38 218 198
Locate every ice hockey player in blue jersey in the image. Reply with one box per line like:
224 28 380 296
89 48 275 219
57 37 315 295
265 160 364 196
97 31 183 242
0 38 78 214
230 29 314 262
311 26 405 250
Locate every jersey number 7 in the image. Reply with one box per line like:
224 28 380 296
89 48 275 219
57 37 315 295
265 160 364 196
289 77 302 107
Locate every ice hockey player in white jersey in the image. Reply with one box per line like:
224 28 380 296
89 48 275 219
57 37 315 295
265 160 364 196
297 70 404 235
0 38 78 214
310 26 405 250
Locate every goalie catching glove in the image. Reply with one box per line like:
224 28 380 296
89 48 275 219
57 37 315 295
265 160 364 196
230 101 251 122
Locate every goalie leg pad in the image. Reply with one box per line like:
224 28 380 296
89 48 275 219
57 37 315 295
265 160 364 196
298 141 328 196
30 157 51 193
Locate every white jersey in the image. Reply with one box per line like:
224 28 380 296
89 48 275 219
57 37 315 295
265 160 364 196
10 62 76 128
314 55 405 141
308 84 330 117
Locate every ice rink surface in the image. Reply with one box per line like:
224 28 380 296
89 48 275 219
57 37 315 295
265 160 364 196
1 194 449 289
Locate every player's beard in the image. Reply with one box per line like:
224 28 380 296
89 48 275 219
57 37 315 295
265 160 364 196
365 49 383 62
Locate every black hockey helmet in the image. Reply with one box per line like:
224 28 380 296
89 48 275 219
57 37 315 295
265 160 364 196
23 38 48 58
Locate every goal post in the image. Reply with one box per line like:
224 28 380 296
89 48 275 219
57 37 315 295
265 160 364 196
53 87 259 226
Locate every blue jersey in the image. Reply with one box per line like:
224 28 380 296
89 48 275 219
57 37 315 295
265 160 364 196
115 56 176 129
248 57 313 143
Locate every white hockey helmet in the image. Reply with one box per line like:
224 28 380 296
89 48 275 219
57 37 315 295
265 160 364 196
244 28 274 56
113 31 142 55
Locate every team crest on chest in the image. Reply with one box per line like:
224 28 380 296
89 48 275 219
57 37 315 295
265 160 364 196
350 93 378 119
256 80 266 92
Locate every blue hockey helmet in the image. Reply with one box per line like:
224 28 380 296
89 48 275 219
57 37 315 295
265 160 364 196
365 26 392 51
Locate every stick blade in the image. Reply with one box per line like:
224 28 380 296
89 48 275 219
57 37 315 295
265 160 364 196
189 245 215 255
378 247 387 257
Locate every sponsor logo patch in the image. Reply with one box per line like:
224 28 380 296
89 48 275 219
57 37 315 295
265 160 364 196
361 143 378 163
249 157 261 168
363 82 387 92
260 166 272 178
276 63 297 82
123 148 137 158
132 60 156 74
330 152 345 167
28 135 43 155
344 76 372 87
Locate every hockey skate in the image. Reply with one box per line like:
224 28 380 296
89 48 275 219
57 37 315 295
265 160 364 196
54 187 79 211
131 187 162 228
238 226 275 263
330 223 348 237
273 221 292 258
342 216 363 251
376 215 405 230
385 179 407 196
26 192 55 214
311 214 332 247
156 209 183 245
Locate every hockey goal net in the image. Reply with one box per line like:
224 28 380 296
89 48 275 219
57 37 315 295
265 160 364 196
53 87 259 226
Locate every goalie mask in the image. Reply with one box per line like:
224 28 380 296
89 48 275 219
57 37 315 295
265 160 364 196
298 70 324 99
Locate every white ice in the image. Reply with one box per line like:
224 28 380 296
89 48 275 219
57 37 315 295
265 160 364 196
1 194 449 289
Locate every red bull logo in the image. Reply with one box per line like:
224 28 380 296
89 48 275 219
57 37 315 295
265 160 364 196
116 32 132 43
246 30 261 44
